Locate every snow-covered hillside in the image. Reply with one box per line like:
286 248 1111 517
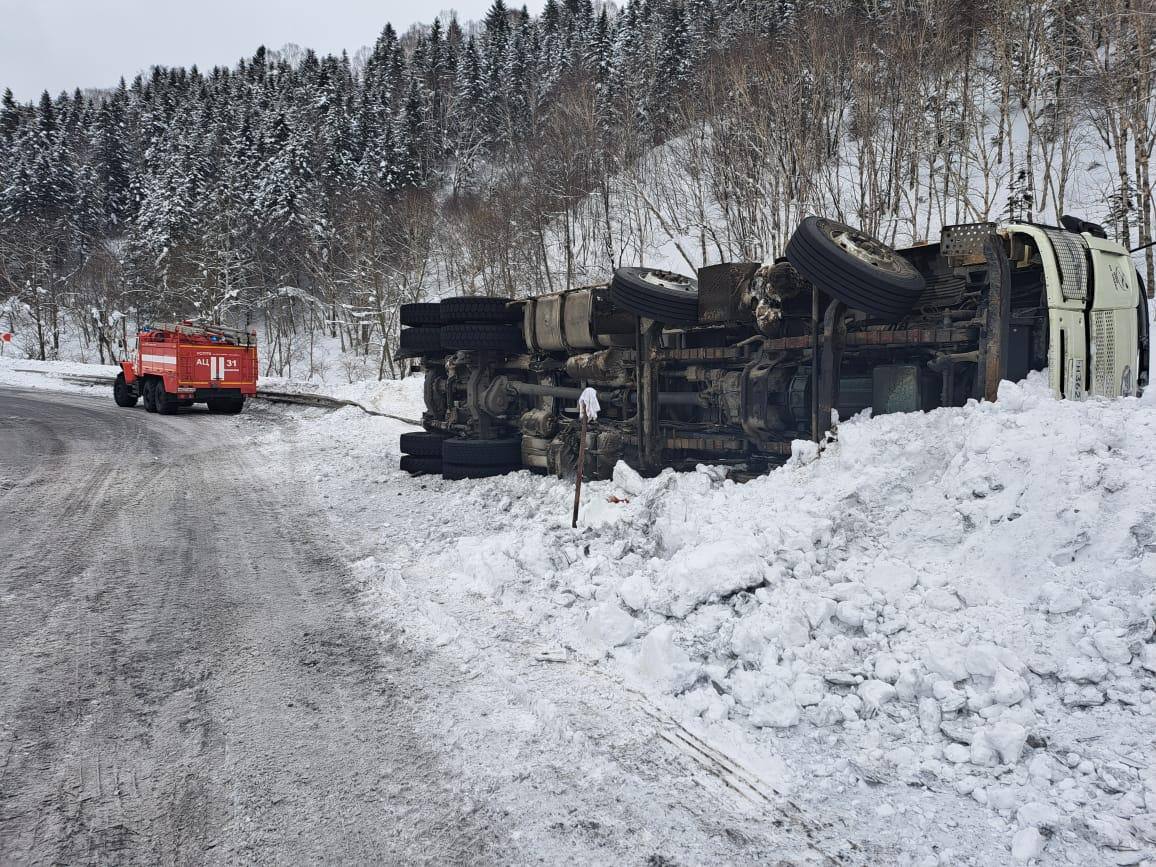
254 373 1156 864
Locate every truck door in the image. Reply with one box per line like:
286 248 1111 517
1008 226 1088 399
1084 236 1142 397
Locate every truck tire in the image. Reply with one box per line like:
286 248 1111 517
400 455 442 476
400 431 447 457
440 324 525 353
155 385 179 415
113 372 138 408
143 379 158 413
400 303 441 327
784 216 926 321
609 267 699 324
399 327 442 355
440 296 520 324
442 436 522 466
207 398 244 414
442 462 520 480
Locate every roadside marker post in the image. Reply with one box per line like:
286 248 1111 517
571 388 601 529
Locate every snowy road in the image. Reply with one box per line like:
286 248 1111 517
0 387 831 865
0 388 517 864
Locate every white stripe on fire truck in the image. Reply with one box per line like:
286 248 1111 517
140 354 177 365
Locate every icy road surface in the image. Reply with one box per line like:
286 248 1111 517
0 387 828 865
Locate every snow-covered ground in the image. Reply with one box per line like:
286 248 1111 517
246 373 1156 865
6 358 1156 863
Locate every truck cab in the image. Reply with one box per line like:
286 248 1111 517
1000 223 1146 400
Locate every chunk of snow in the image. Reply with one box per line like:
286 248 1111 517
926 641 970 682
1141 645 1156 674
864 559 918 600
1017 802 1061 829
858 680 897 712
612 460 645 496
1010 826 1045 863
924 588 962 611
1092 629 1133 664
634 624 697 693
581 602 637 649
984 720 1028 765
1059 656 1109 683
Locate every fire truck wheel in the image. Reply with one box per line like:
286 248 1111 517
441 436 522 466
784 216 926 320
399 431 447 457
142 379 158 413
399 455 442 476
207 398 244 414
155 386 179 415
113 372 138 408
441 462 520 480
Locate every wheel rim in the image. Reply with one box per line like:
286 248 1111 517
640 269 695 294
818 220 917 277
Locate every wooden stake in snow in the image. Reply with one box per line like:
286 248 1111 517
572 388 600 529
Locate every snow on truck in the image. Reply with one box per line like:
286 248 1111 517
112 322 257 415
399 215 1150 480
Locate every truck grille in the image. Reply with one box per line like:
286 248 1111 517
1092 310 1117 396
1040 227 1088 302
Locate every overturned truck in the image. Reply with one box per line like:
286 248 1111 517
397 216 1150 480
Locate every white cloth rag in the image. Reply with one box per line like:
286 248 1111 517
578 387 600 421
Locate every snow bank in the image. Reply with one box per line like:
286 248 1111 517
259 373 426 419
0 356 117 393
431 372 1156 863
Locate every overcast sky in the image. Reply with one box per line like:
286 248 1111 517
1 1 521 101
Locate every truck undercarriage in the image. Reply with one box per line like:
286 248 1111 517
399 216 1149 480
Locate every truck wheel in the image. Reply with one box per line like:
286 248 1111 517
442 436 522 466
143 379 158 413
400 431 447 457
398 327 442 356
113 372 138 408
442 462 520 480
784 216 926 321
155 384 178 414
439 324 525 353
440 296 520 324
609 267 699 324
400 455 442 476
400 303 442 327
207 398 244 414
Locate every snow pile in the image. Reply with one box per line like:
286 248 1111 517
432 373 1156 863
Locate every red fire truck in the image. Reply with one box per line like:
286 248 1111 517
112 322 258 415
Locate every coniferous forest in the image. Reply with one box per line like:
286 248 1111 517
1 0 1154 378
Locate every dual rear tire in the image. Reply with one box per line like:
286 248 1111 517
398 297 526 358
398 431 524 480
